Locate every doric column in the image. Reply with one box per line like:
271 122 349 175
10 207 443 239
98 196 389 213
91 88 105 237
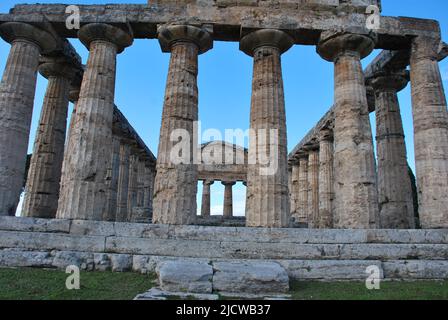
116 141 131 222
201 180 214 217
57 23 132 220
143 161 155 218
368 70 415 229
410 36 448 229
222 181 236 218
297 155 309 224
103 135 121 221
0 22 57 216
241 29 293 228
127 152 139 221
136 157 146 208
307 149 319 228
318 129 334 228
317 31 379 229
152 25 212 225
290 164 300 217
22 58 77 218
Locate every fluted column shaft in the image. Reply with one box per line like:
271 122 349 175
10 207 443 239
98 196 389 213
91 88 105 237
127 153 139 220
318 32 379 229
22 61 75 218
410 36 448 229
116 142 130 222
153 25 212 225
307 150 319 228
297 156 309 224
369 71 415 229
241 29 293 228
103 135 121 221
290 164 300 218
143 164 155 217
201 180 214 217
0 22 56 216
318 131 334 228
222 181 236 218
57 23 132 220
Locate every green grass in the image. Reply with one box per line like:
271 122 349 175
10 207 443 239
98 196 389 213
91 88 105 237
291 280 448 300
1 268 447 300
0 268 156 300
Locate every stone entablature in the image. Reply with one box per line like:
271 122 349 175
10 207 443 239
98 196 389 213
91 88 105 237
1 3 438 50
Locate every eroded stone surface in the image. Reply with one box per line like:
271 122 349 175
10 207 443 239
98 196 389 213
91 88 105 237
156 260 213 293
213 261 289 293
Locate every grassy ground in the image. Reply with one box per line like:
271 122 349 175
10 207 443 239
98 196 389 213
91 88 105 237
0 268 156 300
291 280 448 300
0 268 447 300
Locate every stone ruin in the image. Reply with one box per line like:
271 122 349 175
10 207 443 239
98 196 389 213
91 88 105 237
0 0 447 296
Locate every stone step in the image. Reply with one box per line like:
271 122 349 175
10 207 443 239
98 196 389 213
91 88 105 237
2 249 448 280
1 229 447 260
1 217 448 245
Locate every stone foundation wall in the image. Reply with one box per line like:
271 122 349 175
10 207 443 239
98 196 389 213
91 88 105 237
0 216 447 280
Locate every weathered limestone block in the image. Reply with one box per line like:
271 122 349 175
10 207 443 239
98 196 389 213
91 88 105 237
241 29 293 228
383 260 448 279
94 253 112 271
317 130 334 228
153 25 212 225
105 236 223 257
0 249 53 268
156 260 213 293
340 244 448 260
317 31 379 229
368 70 415 229
366 229 448 244
69 219 116 236
113 221 172 239
0 216 70 233
410 36 448 229
0 230 106 252
278 260 383 280
57 23 133 220
0 22 57 216
109 254 133 272
212 261 289 293
22 58 77 219
52 251 94 270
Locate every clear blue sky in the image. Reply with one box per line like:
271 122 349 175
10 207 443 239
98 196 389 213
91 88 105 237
1 0 447 216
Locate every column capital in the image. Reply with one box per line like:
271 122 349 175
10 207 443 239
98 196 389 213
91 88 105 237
240 29 294 57
78 23 133 53
157 25 213 54
0 22 57 54
221 180 236 186
411 36 441 61
318 129 334 142
203 180 214 186
38 56 80 81
366 69 409 93
317 31 376 62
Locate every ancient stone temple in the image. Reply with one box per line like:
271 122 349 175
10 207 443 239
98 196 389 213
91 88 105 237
0 1 447 285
